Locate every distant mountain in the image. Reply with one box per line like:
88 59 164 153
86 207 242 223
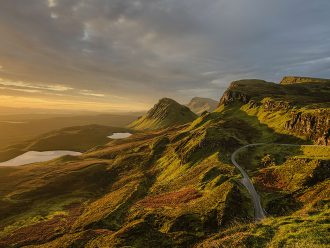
0 77 329 248
0 113 139 149
186 97 218 115
129 98 197 130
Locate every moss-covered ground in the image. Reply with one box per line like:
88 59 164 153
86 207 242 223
0 79 329 247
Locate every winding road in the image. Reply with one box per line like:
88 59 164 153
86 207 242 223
231 143 267 221
231 143 324 221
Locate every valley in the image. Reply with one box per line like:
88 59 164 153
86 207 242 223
0 113 140 149
0 77 329 248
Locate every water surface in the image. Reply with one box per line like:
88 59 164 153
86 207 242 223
108 132 132 139
0 150 82 167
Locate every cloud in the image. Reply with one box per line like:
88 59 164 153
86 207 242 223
0 94 148 112
47 0 57 8
79 90 105 97
0 78 73 92
0 0 329 109
0 86 41 93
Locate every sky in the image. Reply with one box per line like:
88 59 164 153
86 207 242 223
0 0 329 112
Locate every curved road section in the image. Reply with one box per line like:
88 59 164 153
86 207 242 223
231 143 266 221
231 143 322 221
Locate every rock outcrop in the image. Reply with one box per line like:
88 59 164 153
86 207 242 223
219 90 250 106
218 77 330 145
280 76 330 85
284 110 330 145
219 79 279 106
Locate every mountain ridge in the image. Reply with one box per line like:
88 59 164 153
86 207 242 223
186 97 218 115
0 76 329 247
280 76 330 85
218 77 330 145
128 98 197 130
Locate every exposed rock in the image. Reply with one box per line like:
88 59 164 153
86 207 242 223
280 76 330 85
284 110 330 145
219 90 250 106
262 99 292 111
219 79 277 106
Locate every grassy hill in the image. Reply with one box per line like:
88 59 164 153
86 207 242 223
0 77 329 247
129 98 197 130
217 78 330 144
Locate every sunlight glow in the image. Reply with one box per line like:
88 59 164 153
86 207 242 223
0 95 148 112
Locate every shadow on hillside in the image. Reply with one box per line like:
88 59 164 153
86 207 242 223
226 107 308 144
215 106 307 165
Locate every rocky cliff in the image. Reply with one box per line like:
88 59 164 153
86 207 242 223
280 76 330 85
284 110 330 145
219 79 284 106
218 77 330 145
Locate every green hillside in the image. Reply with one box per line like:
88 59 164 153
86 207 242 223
217 78 330 145
129 98 197 130
0 77 329 247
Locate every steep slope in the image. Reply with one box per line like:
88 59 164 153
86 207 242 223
280 76 330 85
218 77 330 145
0 124 253 247
0 78 329 247
0 125 132 162
129 98 197 130
198 144 330 247
186 97 218 115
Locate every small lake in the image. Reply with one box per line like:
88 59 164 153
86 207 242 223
108 132 132 139
0 151 82 167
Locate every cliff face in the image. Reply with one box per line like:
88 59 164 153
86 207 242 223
219 79 281 106
218 77 330 145
280 76 330 85
219 90 250 106
284 110 330 145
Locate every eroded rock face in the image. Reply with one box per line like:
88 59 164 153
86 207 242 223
219 79 277 106
284 110 330 145
219 90 250 106
218 78 330 145
262 99 292 111
280 76 330 85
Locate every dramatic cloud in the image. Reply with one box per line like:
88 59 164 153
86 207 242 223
0 0 329 110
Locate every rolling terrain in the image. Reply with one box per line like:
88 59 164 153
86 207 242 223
0 76 329 247
0 125 133 163
0 113 140 149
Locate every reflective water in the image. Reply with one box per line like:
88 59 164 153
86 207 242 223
108 132 132 139
0 150 82 167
